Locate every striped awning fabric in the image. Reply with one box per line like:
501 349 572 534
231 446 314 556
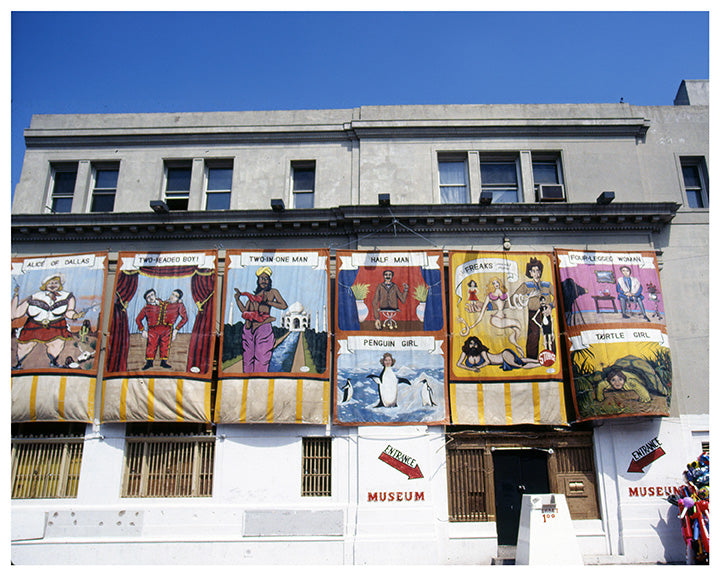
216 378 330 424
12 374 96 422
101 377 212 422
449 380 568 425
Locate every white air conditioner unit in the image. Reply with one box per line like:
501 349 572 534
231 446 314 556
537 183 566 202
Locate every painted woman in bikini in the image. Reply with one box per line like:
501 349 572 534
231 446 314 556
477 276 524 357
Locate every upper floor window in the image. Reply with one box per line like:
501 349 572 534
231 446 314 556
205 161 233 211
164 162 192 211
480 157 520 203
439 157 469 203
90 164 119 213
49 164 78 213
292 161 315 209
681 157 709 208
532 155 565 202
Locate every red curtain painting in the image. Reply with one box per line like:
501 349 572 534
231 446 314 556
105 262 216 376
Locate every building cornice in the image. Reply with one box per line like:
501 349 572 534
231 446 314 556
11 202 680 246
24 117 651 148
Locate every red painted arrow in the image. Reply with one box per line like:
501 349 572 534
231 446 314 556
627 447 666 473
379 452 424 479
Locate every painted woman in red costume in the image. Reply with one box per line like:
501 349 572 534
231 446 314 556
11 274 83 368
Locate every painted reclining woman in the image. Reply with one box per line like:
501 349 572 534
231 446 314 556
456 335 541 372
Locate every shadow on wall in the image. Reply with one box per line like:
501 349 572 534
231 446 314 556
652 508 686 564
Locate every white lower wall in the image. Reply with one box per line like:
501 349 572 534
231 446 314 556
11 415 708 564
592 414 709 564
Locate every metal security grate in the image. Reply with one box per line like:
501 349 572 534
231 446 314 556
302 437 332 497
11 437 84 499
555 445 595 473
122 436 215 497
447 446 490 521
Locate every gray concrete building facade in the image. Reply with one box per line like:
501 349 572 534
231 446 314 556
10 80 708 564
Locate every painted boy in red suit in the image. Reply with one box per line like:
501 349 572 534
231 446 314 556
136 288 188 370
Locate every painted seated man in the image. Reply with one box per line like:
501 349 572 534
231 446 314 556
616 265 650 322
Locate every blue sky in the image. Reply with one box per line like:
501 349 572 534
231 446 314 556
9 10 710 197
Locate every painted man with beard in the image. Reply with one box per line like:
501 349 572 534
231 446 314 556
456 335 541 371
234 266 288 373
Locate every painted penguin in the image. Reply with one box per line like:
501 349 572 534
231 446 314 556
340 378 353 403
367 352 411 408
420 379 437 406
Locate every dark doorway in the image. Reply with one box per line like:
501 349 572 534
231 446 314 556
492 449 550 545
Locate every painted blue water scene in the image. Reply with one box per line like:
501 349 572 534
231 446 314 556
336 348 446 424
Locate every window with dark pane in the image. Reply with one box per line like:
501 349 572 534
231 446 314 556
205 165 232 210
292 161 316 209
681 158 708 208
50 167 78 213
165 165 192 210
480 159 519 203
90 167 119 212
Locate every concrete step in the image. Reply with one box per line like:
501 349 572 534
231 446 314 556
491 545 516 565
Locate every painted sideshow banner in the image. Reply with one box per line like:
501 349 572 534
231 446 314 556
567 327 672 421
335 250 448 425
102 250 217 422
216 250 331 424
450 252 562 381
337 251 444 333
555 249 666 328
11 252 108 422
556 249 672 421
448 251 565 425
